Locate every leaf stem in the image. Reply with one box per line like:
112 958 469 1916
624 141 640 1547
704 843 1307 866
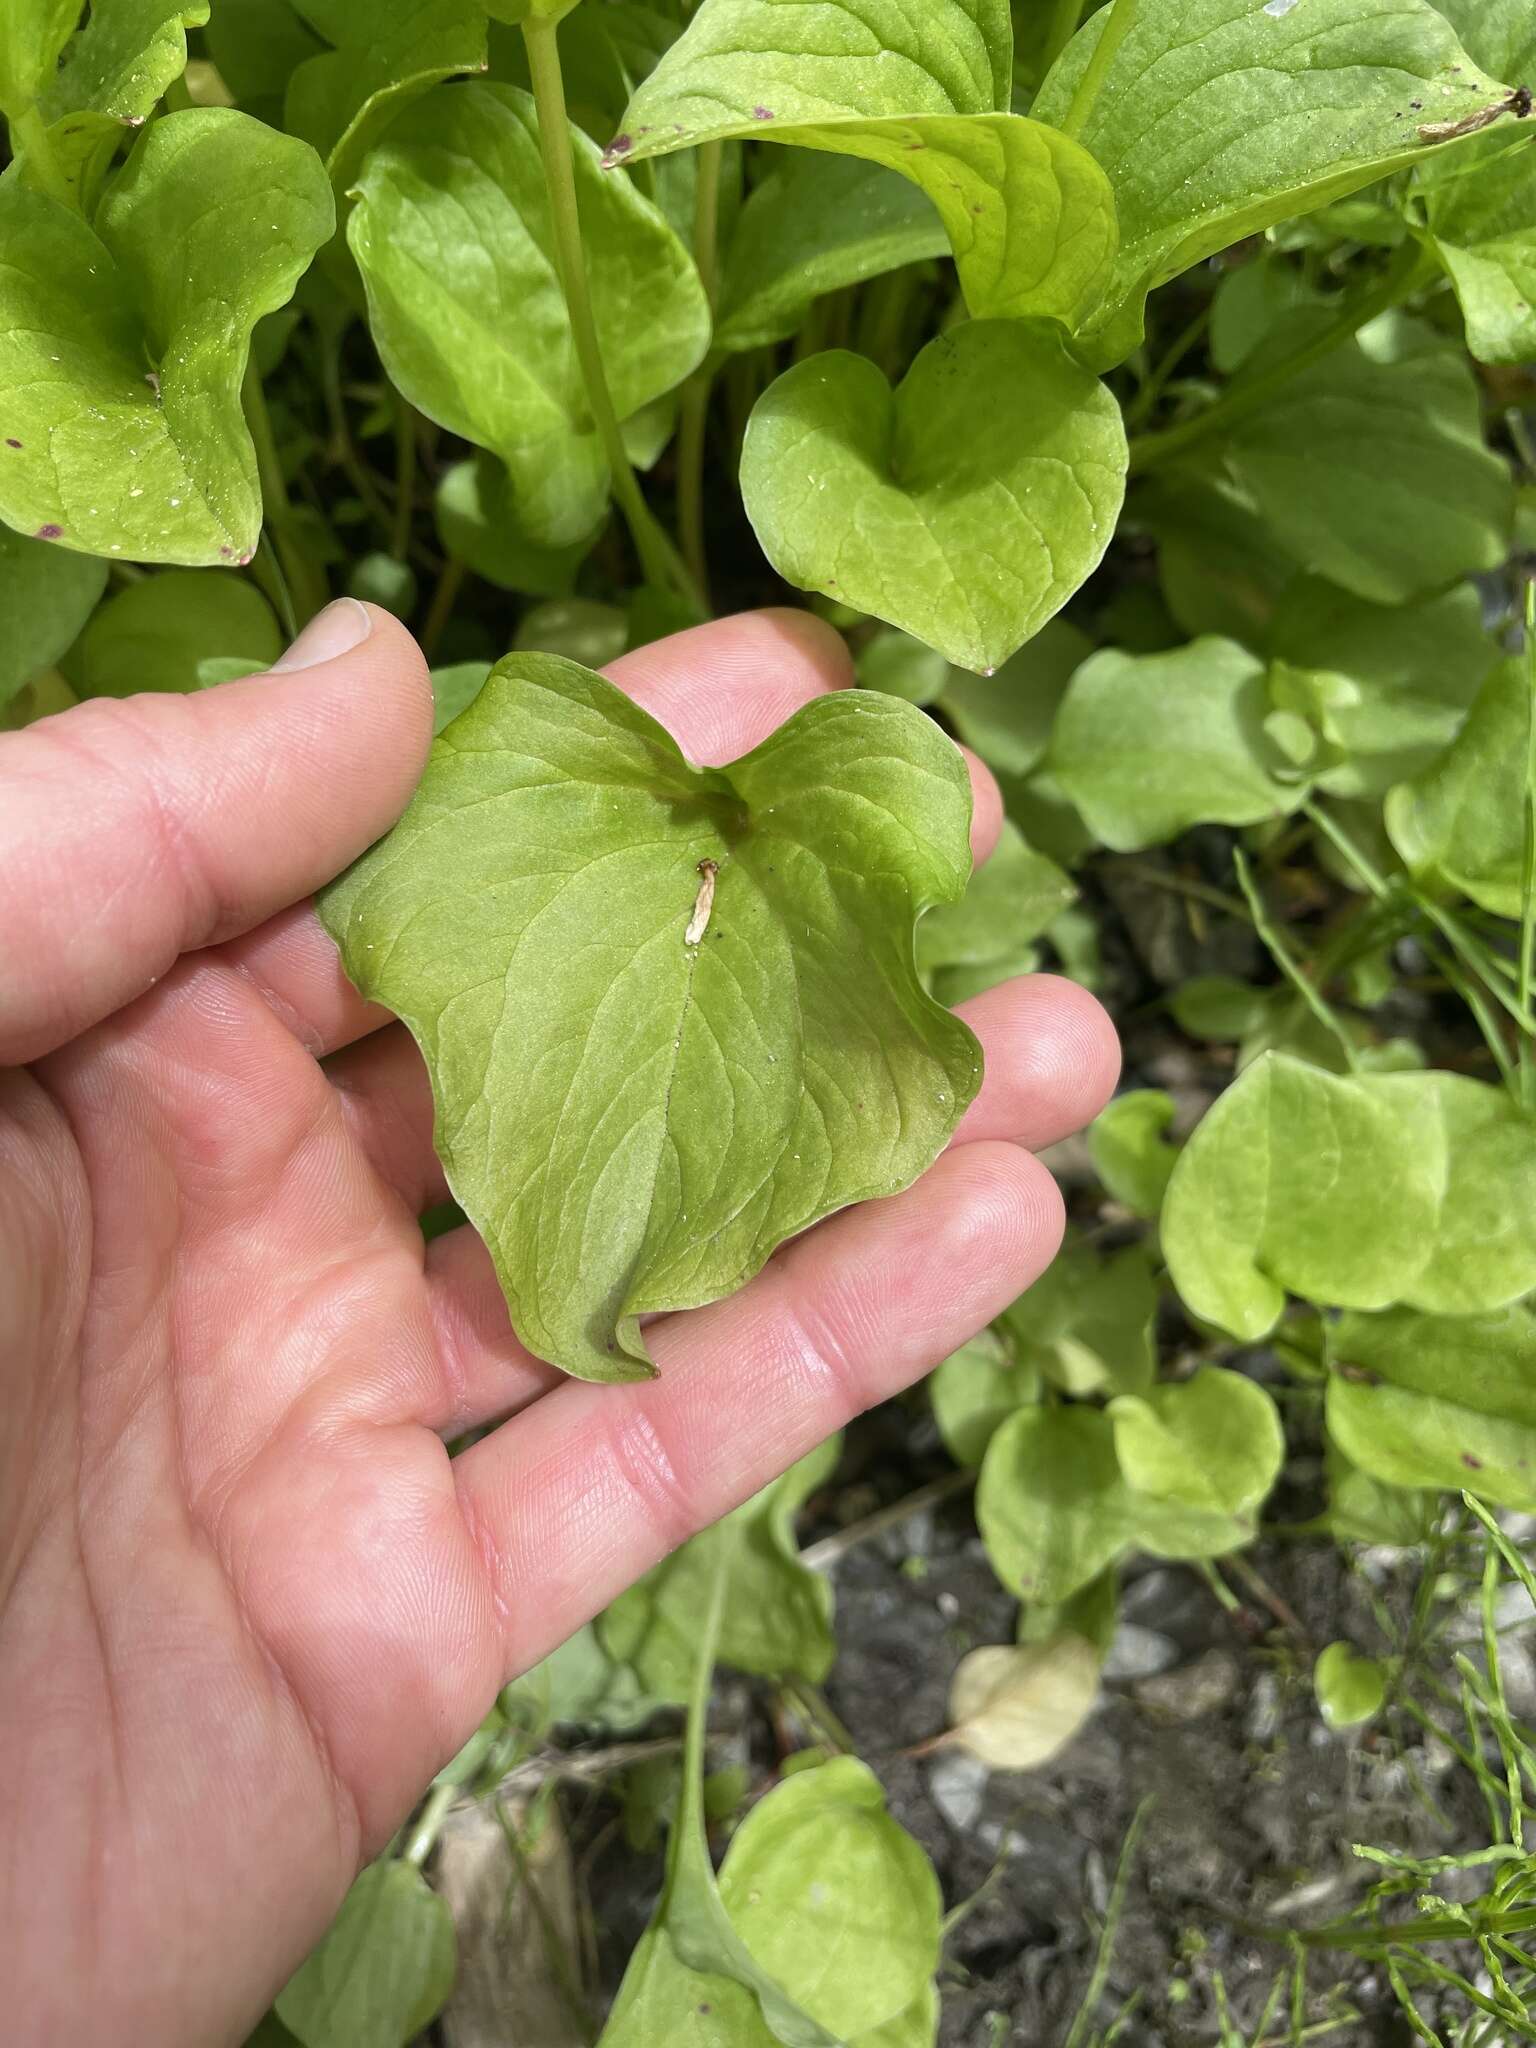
1233 847 1360 1072
391 391 417 564
676 139 722 608
1519 578 1536 1105
242 357 327 625
521 15 699 607
10 103 72 209
1059 0 1138 142
1041 0 1090 78
420 554 466 662
1128 244 1431 475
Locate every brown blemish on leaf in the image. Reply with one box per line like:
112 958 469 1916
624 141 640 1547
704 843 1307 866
752 105 774 119
1334 1361 1381 1386
5 438 21 449
685 858 718 945
36 523 62 539
1420 87 1532 142
1462 1451 1484 1470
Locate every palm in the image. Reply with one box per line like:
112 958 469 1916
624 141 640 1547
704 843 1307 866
1 606 1115 2048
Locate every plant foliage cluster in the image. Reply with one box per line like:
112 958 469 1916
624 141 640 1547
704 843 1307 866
6 0 1536 2039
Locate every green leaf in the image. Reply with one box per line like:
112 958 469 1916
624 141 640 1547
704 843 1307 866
916 819 1075 1005
1327 1306 1536 1510
1431 0 1536 79
0 523 106 707
929 1325 1040 1469
207 0 326 115
275 1861 455 2048
1033 0 1513 364
320 653 979 1381
40 0 208 122
0 109 333 566
977 1405 1131 1606
614 0 1012 147
1314 1641 1387 1731
1267 575 1499 798
348 81 708 549
740 321 1125 675
1385 657 1529 917
64 568 281 696
514 597 630 668
1000 1240 1157 1401
1107 1367 1284 1560
1210 258 1326 376
1424 133 1536 366
1048 638 1304 851
428 662 491 734
610 0 1123 335
856 628 948 708
715 155 947 356
1140 467 1292 645
0 0 80 118
599 1436 840 1694
435 455 599 597
944 1636 1100 1770
717 1758 942 2042
1223 322 1514 607
1325 1432 1437 1547
1162 1055 1536 1341
939 617 1092 781
1087 1089 1179 1219
596 1922 774 2048
285 0 486 186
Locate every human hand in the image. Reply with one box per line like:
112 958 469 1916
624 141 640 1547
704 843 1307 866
0 601 1118 2047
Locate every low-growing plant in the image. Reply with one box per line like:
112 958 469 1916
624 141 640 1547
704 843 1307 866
6 0 1536 2040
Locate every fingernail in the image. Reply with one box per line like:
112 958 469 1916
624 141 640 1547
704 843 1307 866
270 597 373 673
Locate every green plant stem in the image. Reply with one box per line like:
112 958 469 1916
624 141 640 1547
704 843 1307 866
1519 579 1536 1105
522 16 699 608
1233 847 1361 1072
392 392 417 563
402 1777 456 1866
1129 244 1431 475
1060 0 1138 140
1041 0 1090 77
420 554 466 661
1063 1797 1153 2048
242 357 327 626
10 102 72 208
677 138 722 608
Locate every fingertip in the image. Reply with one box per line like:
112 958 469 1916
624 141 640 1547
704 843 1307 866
603 606 853 763
961 744 1002 866
953 974 1122 1150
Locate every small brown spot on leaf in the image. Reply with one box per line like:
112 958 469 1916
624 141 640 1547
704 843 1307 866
1335 1361 1381 1386
752 105 774 119
35 523 62 540
5 438 20 449
1462 1452 1484 1470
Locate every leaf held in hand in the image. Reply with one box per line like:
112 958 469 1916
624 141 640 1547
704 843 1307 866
320 652 980 1381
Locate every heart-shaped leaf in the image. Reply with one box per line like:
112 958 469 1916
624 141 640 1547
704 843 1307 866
1048 637 1305 850
64 569 281 697
977 1406 1132 1606
944 1636 1101 1771
1108 1368 1284 1559
930 1326 1040 1469
1163 1054 1536 1340
1033 0 1513 364
1087 1089 1180 1219
740 321 1125 674
348 81 709 548
916 819 1074 1005
320 652 980 1381
1326 1305 1536 1510
0 108 333 565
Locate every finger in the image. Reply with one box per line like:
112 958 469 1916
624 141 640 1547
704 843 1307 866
951 975 1120 1150
604 606 853 763
0 602 432 1067
426 1224 564 1427
326 1023 446 1215
451 1140 1064 1670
